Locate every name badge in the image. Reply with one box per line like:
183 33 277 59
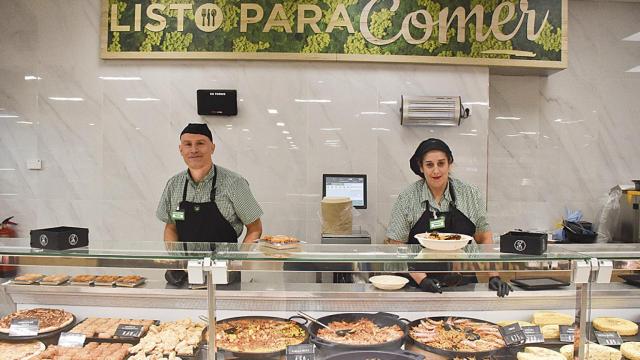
429 216 446 230
171 211 185 221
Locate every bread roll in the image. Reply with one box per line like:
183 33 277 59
532 312 574 326
621 342 640 360
593 317 638 336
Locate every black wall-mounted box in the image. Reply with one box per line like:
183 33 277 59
30 226 89 250
500 231 547 255
197 89 237 116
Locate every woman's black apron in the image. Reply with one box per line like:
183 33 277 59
407 180 477 286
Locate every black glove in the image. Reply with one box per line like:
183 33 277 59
489 276 512 297
419 277 443 293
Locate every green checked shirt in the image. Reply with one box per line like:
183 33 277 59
156 165 263 237
386 177 490 242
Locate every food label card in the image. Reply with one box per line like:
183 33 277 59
499 323 527 346
58 332 86 347
115 324 144 338
9 318 39 337
559 325 576 342
522 326 545 344
286 344 315 360
594 331 623 346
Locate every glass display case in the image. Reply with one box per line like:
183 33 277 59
0 239 601 359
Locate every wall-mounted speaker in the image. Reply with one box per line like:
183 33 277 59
197 89 237 116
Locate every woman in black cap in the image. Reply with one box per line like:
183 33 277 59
386 138 511 297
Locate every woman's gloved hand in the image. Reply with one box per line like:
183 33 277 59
489 276 512 297
419 277 443 293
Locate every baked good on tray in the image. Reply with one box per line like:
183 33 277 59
94 275 121 286
593 317 639 336
0 308 74 334
0 340 45 360
115 275 145 287
34 342 131 360
39 274 70 286
13 273 44 285
70 318 155 339
70 274 96 285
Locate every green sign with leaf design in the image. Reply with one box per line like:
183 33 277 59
101 0 567 69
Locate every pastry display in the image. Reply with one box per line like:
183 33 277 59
70 275 96 285
70 318 155 339
216 317 306 353
316 318 403 345
94 275 121 286
409 317 505 353
0 308 74 334
34 342 131 360
621 342 640 360
0 340 45 360
129 318 204 358
13 273 45 285
517 346 565 360
542 324 560 339
593 317 639 336
560 343 622 360
532 312 574 326
39 274 70 286
115 275 145 287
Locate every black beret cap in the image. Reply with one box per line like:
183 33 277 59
180 123 213 142
410 138 454 177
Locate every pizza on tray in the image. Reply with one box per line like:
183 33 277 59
0 340 45 360
0 308 74 334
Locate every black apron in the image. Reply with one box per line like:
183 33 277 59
176 165 238 244
407 180 477 286
166 166 238 286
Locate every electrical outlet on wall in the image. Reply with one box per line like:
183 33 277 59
26 159 42 170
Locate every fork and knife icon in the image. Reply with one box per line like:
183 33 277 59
201 8 214 27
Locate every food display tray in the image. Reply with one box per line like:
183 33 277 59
73 319 160 345
0 315 76 342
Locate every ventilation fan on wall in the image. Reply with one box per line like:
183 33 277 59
401 95 470 126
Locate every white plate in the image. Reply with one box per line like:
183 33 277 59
369 275 409 291
414 232 473 251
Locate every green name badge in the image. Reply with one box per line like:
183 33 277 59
429 217 446 230
171 211 185 221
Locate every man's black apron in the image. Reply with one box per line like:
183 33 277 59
407 180 477 286
166 166 238 285
176 165 238 243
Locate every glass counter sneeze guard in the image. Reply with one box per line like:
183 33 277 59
0 239 595 359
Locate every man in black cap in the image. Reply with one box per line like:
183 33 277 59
157 123 263 245
386 138 511 297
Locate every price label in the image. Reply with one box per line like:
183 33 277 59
594 331 623 346
286 344 315 360
58 332 86 347
559 325 575 342
115 324 144 338
9 318 39 337
522 326 545 344
499 323 526 346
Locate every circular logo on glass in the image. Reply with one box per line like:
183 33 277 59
39 234 49 247
68 234 79 246
514 240 527 251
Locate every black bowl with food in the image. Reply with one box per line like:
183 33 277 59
405 316 506 360
215 315 309 359
324 350 425 360
308 312 408 354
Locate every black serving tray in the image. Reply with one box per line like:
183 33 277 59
0 315 76 342
72 318 160 345
511 277 571 290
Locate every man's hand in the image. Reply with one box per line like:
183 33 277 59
419 277 443 293
489 276 512 297
242 218 262 244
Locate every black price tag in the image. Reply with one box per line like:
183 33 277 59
115 324 144 338
9 318 39 337
522 326 545 344
286 344 315 360
594 331 623 346
58 332 86 347
499 323 526 346
559 325 575 342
